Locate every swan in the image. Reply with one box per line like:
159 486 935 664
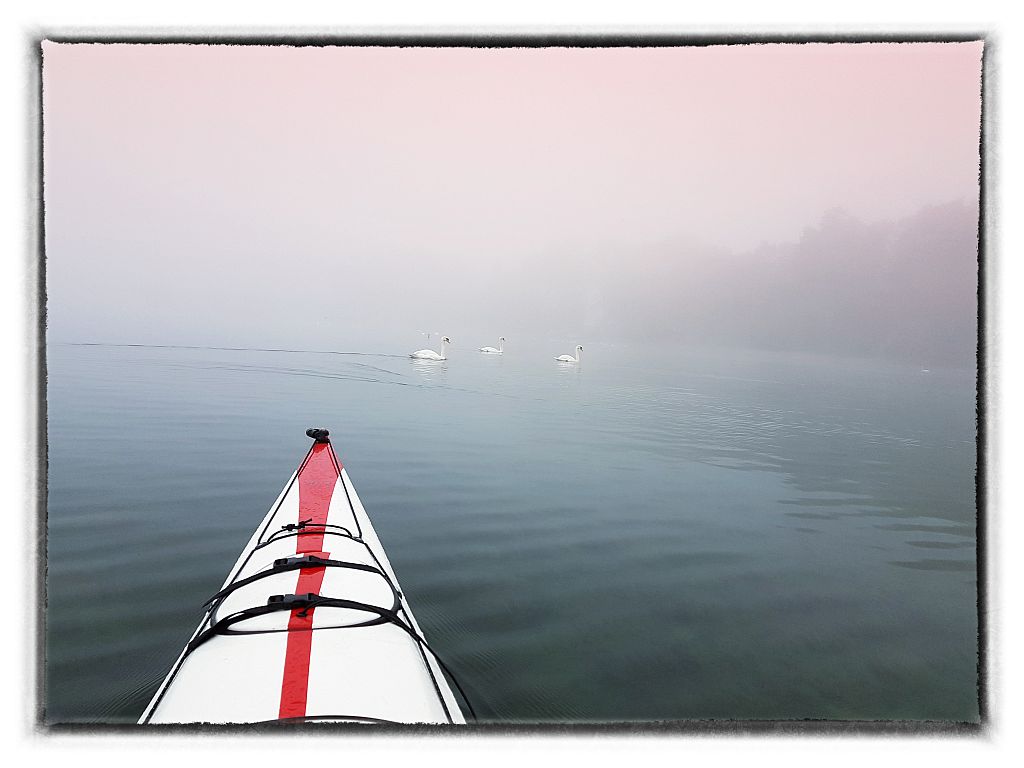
479 337 505 354
556 345 583 364
411 336 450 361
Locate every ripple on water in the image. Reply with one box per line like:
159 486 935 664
889 559 976 572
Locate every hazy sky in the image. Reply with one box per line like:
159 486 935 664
42 42 982 353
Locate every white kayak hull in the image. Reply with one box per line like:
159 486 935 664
140 432 465 724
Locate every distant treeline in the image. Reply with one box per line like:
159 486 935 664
591 199 979 367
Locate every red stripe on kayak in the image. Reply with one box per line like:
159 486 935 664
278 551 330 719
278 444 341 719
295 443 339 554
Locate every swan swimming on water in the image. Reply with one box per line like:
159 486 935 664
411 336 450 361
556 345 583 364
479 337 505 354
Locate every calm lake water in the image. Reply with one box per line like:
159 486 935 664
44 340 979 724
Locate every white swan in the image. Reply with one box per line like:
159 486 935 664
479 337 505 354
556 345 583 364
411 336 450 361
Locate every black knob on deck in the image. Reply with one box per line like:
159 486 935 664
305 427 330 443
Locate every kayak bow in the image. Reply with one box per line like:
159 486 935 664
140 428 467 724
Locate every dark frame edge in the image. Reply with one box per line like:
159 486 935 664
29 31 49 736
975 33 993 732
36 28 988 47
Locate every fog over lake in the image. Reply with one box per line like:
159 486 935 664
43 43 981 365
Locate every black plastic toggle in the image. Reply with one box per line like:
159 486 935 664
273 554 328 568
306 428 331 443
268 592 318 606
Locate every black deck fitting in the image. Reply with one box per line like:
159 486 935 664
306 427 330 443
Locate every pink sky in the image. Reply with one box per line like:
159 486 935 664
42 42 982 346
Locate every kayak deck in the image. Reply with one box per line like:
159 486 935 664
140 431 465 724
